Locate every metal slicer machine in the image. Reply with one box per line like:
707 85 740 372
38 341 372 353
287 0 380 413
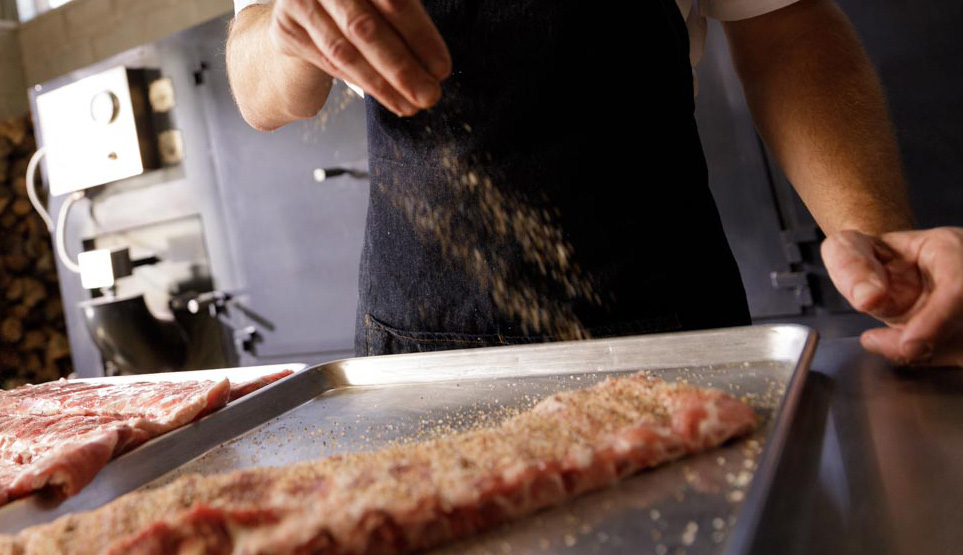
30 66 235 375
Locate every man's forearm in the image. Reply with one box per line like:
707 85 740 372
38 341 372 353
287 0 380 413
227 4 333 131
724 0 914 235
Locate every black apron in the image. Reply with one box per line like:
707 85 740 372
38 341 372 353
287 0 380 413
356 0 750 356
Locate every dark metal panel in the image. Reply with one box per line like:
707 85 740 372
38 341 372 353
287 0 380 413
835 0 963 228
694 21 800 318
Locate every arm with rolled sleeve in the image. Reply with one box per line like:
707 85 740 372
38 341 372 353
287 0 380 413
714 0 963 365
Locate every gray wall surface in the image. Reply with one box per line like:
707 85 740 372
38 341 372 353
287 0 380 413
695 20 802 319
194 23 369 364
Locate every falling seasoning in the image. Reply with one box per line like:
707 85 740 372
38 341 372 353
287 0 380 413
381 139 602 340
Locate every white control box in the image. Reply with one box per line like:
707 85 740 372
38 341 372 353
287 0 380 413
35 66 160 196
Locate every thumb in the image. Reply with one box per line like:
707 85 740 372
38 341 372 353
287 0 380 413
893 231 963 360
821 230 890 314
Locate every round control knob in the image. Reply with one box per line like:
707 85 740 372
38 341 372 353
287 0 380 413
89 90 120 125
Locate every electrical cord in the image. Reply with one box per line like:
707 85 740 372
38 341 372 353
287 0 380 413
25 146 86 274
55 191 84 274
25 146 53 232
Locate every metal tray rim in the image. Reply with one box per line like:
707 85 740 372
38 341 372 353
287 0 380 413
723 326 819 555
328 323 816 388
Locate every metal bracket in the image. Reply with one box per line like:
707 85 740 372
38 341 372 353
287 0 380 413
192 61 209 86
233 326 261 355
771 225 821 310
770 271 813 308
780 227 819 264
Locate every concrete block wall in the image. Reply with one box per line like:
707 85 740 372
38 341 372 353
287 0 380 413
0 23 28 117
18 0 233 85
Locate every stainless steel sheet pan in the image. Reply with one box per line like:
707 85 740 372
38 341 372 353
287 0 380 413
2 325 816 554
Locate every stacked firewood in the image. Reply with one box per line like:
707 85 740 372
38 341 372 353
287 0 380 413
0 115 72 389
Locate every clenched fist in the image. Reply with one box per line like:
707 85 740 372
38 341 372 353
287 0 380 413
268 0 452 116
822 228 963 366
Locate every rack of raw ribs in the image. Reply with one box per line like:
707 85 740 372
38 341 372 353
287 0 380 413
0 370 757 554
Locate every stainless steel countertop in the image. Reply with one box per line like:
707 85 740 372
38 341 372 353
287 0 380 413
750 337 963 555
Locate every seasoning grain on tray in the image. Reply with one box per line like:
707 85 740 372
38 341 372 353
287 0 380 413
0 373 757 554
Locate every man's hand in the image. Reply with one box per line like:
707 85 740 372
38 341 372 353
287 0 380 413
822 228 963 366
269 0 451 116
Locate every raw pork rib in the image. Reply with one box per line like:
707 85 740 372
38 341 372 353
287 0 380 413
0 379 231 506
227 369 294 402
0 373 758 555
0 379 232 432
0 415 150 504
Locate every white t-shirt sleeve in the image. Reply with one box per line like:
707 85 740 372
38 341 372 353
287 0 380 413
235 0 272 15
700 0 802 21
